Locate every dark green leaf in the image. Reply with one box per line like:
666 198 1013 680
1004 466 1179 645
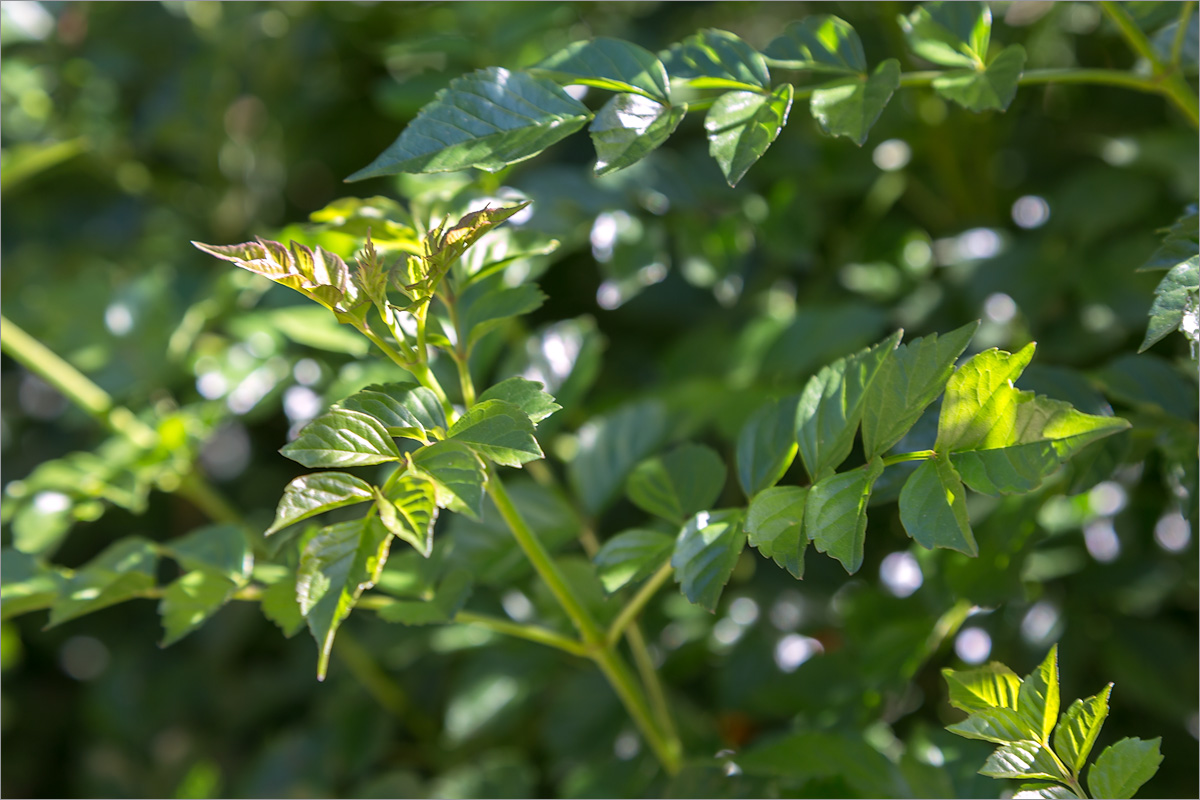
280 408 403 468
478 377 560 425
810 59 900 146
0 548 67 620
763 16 867 73
899 454 976 555
945 707 1033 744
662 29 770 90
47 537 158 627
377 568 472 625
980 741 1065 781
736 731 900 798
671 509 746 612
536 37 670 101
863 321 978 458
457 274 546 348
374 474 439 557
339 382 447 440
161 524 252 582
296 518 392 680
266 472 375 535
448 399 543 467
705 84 794 187
805 457 885 574
899 1 991 68
1087 737 1162 799
736 395 799 498
1093 352 1198 420
593 529 674 593
568 399 668 515
347 67 592 179
1139 255 1198 352
797 331 901 482
261 574 305 637
626 443 727 524
933 45 1027 112
158 569 238 647
1018 645 1060 745
745 485 808 578
589 94 687 176
1053 684 1112 776
411 441 488 519
1139 205 1198 272
943 661 1022 713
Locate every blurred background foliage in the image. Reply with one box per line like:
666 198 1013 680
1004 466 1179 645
1 1 1196 797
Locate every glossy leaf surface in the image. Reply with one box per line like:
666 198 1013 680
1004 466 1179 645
810 59 900 146
593 529 674 593
377 569 472 625
705 84 793 187
898 454 976 555
280 408 403 468
804 458 884 574
736 395 799 498
48 537 158 627
763 16 866 73
158 569 238 647
477 377 560 425
589 94 686 176
1087 738 1163 800
536 37 670 101
266 472 375 535
411 441 487 519
339 383 447 440
1053 685 1112 776
745 485 807 578
625 443 726 525
933 45 1027 112
374 474 439 557
448 399 543 467
899 1 991 68
671 510 746 612
662 29 770 90
1139 255 1198 352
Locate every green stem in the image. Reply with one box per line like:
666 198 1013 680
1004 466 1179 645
1100 1 1164 69
1100 0 1200 127
625 621 680 762
1171 3 1196 67
592 645 682 774
882 449 936 467
608 561 674 647
454 354 476 408
454 610 590 657
177 472 244 527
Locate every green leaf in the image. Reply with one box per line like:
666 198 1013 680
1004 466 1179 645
296 518 392 680
374 474 439 557
863 321 979 458
456 273 546 348
0 548 67 620
1139 255 1198 353
568 400 668 515
810 59 900 146
980 741 1066 782
671 509 746 612
704 83 793 187
1013 784 1081 799
261 574 305 637
536 37 670 101
625 443 727 525
161 524 252 582
1093 352 1198 420
158 569 238 647
47 537 158 627
736 395 800 498
899 454 976 555
347 67 592 179
1087 737 1163 799
1053 684 1112 777
899 1 992 68
192 238 363 315
745 485 808 578
589 94 687 176
943 662 1022 713
1018 645 1061 745
593 529 674 593
377 568 473 625
946 707 1036 744
478 377 560 425
937 345 1130 494
339 382 447 440
448 399 543 467
662 29 770 90
932 44 1027 112
411 441 487 519
797 331 901 482
736 731 900 798
763 16 867 73
280 408 403 468
805 457 885 574
266 472 375 535
1139 205 1198 272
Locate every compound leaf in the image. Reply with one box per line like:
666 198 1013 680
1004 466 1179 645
899 1 992 68
280 408 402 468
593 528 674 593
1053 684 1112 776
981 741 1065 782
763 16 867 73
339 382 447 440
266 472 375 535
536 37 670 101
805 457 884 574
347 67 591 179
1087 737 1163 800
1139 255 1198 353
943 661 1022 713
946 707 1035 744
374 474 439 557
705 83 793 187
662 29 770 90
589 93 686 176
899 454 976 555
47 537 158 627
810 58 900 145
1018 645 1061 745
736 395 799 498
411 440 487 519
448 399 543 467
672 509 746 612
745 485 808 578
626 443 727 525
